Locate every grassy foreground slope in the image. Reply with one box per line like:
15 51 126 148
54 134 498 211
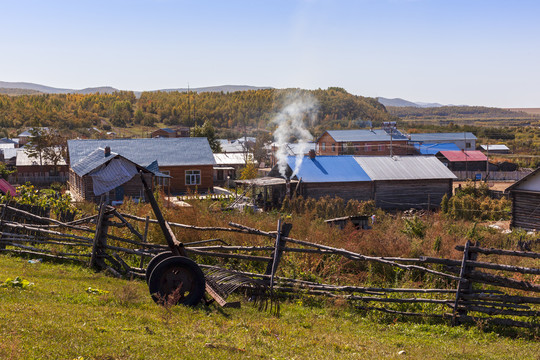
0 256 538 360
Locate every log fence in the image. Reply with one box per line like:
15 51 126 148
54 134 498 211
0 202 538 329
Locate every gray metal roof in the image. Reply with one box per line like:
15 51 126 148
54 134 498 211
71 148 119 176
68 138 215 168
409 132 477 142
353 155 457 181
71 148 159 177
480 144 509 151
325 129 408 142
16 148 67 166
214 153 248 166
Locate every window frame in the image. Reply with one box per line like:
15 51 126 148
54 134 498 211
185 169 201 186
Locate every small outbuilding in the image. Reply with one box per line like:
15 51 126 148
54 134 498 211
69 147 159 203
505 167 540 231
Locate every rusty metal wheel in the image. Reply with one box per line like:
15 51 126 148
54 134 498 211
148 256 206 306
145 252 173 284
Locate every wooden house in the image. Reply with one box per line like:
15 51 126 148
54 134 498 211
68 147 157 203
505 168 540 231
268 154 456 210
436 150 488 172
213 153 253 186
15 148 69 185
316 129 411 156
68 138 215 194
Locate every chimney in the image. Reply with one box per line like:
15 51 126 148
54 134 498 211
308 149 316 159
104 146 111 157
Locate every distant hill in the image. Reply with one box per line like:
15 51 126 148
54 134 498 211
156 85 272 93
0 87 43 95
0 81 271 96
0 81 119 95
378 97 444 108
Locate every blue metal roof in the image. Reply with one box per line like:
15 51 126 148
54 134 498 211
287 155 371 183
325 129 408 142
68 137 215 168
410 132 477 142
414 142 461 155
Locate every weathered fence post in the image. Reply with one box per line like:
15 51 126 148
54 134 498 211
452 240 471 326
139 215 150 268
90 200 110 270
265 219 292 289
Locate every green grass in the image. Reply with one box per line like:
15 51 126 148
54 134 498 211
0 255 538 360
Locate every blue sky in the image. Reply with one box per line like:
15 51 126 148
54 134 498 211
1 0 539 107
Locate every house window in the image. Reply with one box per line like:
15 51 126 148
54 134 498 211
365 144 371 152
158 171 170 187
185 170 201 185
466 142 471 149
331 143 335 152
321 142 326 151
378 144 385 152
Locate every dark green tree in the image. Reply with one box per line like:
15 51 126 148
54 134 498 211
190 120 222 152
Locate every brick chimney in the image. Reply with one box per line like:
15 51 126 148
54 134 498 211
104 146 111 157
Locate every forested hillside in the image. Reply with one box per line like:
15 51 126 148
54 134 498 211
388 105 539 122
0 88 396 138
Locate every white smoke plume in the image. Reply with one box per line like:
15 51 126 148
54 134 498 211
272 92 318 178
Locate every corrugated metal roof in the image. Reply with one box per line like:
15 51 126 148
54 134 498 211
71 148 158 177
214 153 248 166
287 155 371 183
480 144 510 151
410 132 477 142
438 150 487 162
354 155 457 180
68 138 215 167
414 142 461 155
16 148 67 166
71 148 120 176
325 129 408 142
2 148 19 159
218 139 246 153
0 179 17 196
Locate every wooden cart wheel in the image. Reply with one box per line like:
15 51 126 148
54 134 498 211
148 256 206 307
145 252 174 284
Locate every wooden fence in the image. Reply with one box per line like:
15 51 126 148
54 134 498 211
0 202 538 329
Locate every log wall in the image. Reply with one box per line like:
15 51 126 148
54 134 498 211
374 179 453 210
511 190 540 230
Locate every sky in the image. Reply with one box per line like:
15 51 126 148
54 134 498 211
1 0 540 108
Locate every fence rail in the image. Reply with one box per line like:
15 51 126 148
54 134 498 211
0 202 538 329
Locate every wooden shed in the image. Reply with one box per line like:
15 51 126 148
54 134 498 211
69 147 157 203
505 167 540 231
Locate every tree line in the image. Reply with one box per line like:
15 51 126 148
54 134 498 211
0 88 397 138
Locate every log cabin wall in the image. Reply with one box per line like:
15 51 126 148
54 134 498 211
510 190 540 230
373 179 453 210
69 170 153 203
302 182 373 202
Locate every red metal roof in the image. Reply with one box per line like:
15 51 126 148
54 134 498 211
439 150 487 162
0 179 17 196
